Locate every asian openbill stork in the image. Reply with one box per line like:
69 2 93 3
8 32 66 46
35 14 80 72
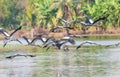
22 36 40 47
35 35 54 44
50 25 73 32
6 54 36 59
43 36 75 50
0 26 22 47
22 35 53 47
58 18 76 35
76 41 102 50
80 14 109 33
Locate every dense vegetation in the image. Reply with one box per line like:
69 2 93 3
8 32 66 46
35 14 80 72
0 0 119 31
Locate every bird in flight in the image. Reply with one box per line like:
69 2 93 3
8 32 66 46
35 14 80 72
5 54 36 59
43 36 75 50
58 18 77 35
80 14 109 33
35 35 54 44
76 41 102 50
0 26 22 47
80 16 108 26
22 36 40 47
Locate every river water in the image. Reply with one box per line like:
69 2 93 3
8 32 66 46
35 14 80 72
0 36 120 77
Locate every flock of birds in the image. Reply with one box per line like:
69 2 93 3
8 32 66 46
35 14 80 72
0 15 120 59
0 14 119 52
0 25 76 50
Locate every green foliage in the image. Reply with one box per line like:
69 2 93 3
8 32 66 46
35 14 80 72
0 0 119 30
82 0 120 29
0 0 23 29
34 0 58 28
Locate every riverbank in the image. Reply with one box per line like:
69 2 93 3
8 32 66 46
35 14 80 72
0 27 120 38
47 27 120 38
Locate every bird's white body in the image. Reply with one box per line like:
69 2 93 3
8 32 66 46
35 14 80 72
89 19 94 24
42 37 47 42
3 31 10 37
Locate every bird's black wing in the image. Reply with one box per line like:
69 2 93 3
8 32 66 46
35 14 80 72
16 39 22 44
22 36 30 44
76 41 91 49
60 41 67 46
68 39 76 45
61 37 75 45
44 37 54 44
58 18 70 27
62 39 75 45
76 42 88 49
76 41 102 49
58 18 68 23
10 26 22 37
43 41 54 48
56 41 67 50
64 26 74 29
31 38 39 44
93 15 109 24
35 34 45 42
50 26 63 32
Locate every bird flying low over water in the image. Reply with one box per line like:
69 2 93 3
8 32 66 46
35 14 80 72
5 54 36 59
76 41 102 50
105 42 120 47
35 35 54 44
43 36 75 50
0 26 22 47
22 36 40 47
43 40 68 50
61 36 76 45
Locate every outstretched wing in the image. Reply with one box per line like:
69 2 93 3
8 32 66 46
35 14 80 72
10 26 22 37
61 36 75 45
58 18 68 23
16 39 22 44
22 36 30 44
76 41 89 50
58 18 70 27
50 26 63 32
76 41 101 49
31 38 39 44
45 37 54 43
43 41 54 48
57 41 67 50
93 15 109 24
35 35 45 43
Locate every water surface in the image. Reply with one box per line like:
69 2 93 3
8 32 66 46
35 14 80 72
0 36 120 77
0 47 120 77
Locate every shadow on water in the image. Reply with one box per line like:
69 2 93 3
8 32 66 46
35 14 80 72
0 46 120 77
